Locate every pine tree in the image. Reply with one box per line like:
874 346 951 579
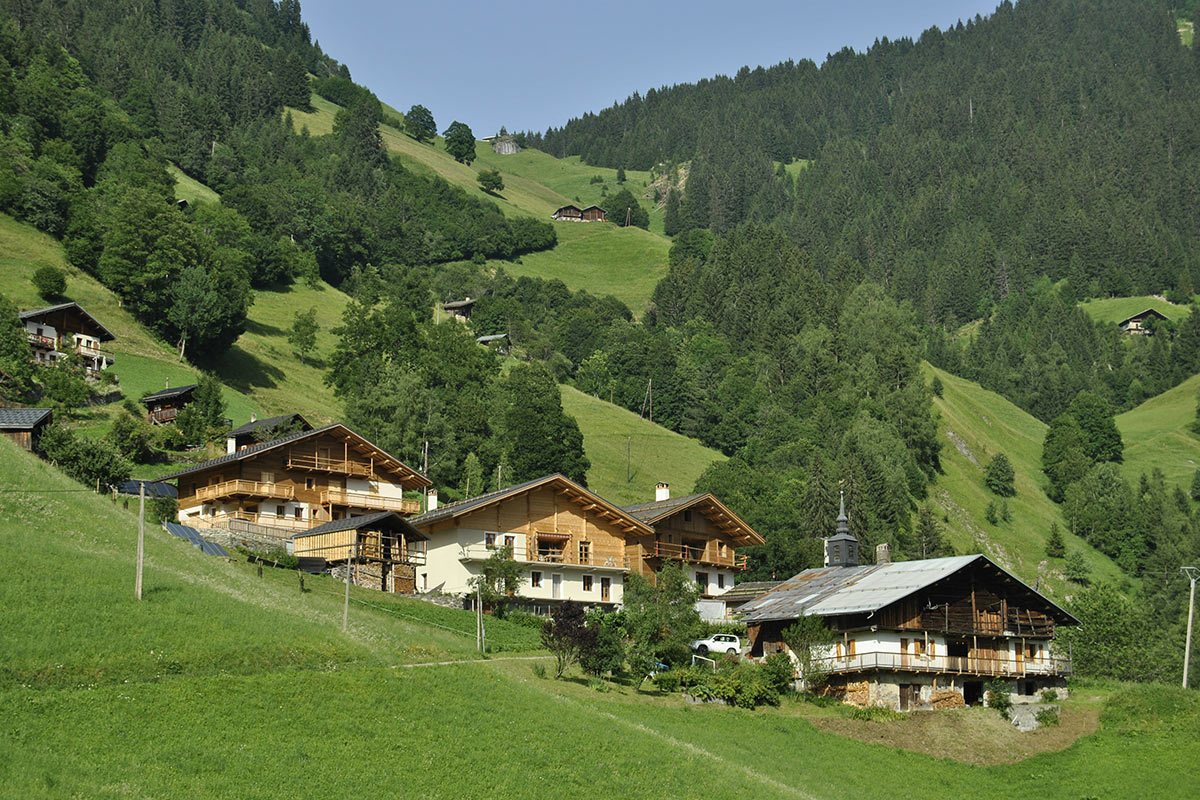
461 451 483 498
1192 468 1200 502
914 505 948 559
1046 522 1066 558
984 452 1016 496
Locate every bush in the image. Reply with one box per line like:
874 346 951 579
1041 689 1059 703
708 663 780 709
986 678 1013 719
38 423 131 490
762 651 796 695
32 265 66 300
1035 706 1060 727
504 610 550 630
848 705 906 722
531 663 547 679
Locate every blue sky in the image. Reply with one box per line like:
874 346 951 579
300 1 1001 137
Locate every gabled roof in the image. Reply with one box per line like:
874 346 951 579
410 473 654 537
0 407 53 430
720 581 781 604
292 510 427 541
622 493 765 546
476 333 509 343
225 413 312 439
1117 308 1170 326
158 423 430 487
739 554 1078 625
581 205 606 213
140 384 198 404
551 204 583 216
443 298 475 310
19 302 115 341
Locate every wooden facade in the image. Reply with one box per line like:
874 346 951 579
1118 308 1169 335
171 425 429 532
141 384 197 424
20 302 116 375
580 205 606 222
551 205 607 222
0 408 53 451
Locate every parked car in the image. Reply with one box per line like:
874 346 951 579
691 633 741 655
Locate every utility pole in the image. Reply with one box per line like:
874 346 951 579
135 482 145 600
422 440 429 474
343 532 357 632
1184 566 1199 689
626 436 631 483
476 580 483 653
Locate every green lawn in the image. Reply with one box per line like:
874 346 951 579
561 384 725 506
167 163 221 206
1077 295 1191 325
4 436 1198 799
924 363 1125 598
1117 371 1200 491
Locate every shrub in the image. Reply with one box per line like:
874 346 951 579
986 678 1013 719
261 549 300 569
985 452 1017 496
653 669 683 693
504 610 549 630
1035 706 1060 727
531 663 546 679
32 265 66 300
1041 689 1059 703
38 423 131 490
762 652 796 695
708 662 780 709
848 705 906 722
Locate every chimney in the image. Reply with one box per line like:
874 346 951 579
876 543 891 564
426 487 438 512
655 482 670 502
250 413 257 423
823 491 860 568
165 378 169 389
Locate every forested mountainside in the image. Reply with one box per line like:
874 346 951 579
0 0 555 359
530 0 1200 317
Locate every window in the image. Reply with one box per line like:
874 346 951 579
579 541 591 564
485 532 496 549
683 510 692 523
261 470 274 484
717 574 725 589
696 572 709 595
294 507 303 520
276 505 285 517
583 575 593 592
504 535 514 550
305 478 315 490
531 571 542 588
914 638 927 658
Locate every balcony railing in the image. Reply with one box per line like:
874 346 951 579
286 453 374 477
200 510 314 532
650 541 748 570
321 488 420 515
148 408 179 424
195 479 296 502
812 651 1072 678
458 541 629 570
27 333 56 349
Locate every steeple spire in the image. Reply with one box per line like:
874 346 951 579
836 489 848 535
824 489 859 568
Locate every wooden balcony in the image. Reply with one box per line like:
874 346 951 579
814 651 1072 678
195 479 296 503
148 408 179 424
27 333 56 349
202 511 313 532
286 453 374 477
649 541 748 570
458 542 629 570
321 488 420 515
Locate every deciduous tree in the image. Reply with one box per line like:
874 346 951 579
443 121 476 165
405 104 436 143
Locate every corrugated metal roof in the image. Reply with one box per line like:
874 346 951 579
0 407 53 429
475 334 509 343
140 384 198 403
739 554 1078 625
293 510 427 540
720 581 781 603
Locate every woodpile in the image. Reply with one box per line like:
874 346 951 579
930 689 966 709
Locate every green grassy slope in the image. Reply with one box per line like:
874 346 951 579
3 439 1198 798
924 364 1125 597
561 384 725 506
167 163 221 206
1078 295 1190 325
1117 371 1200 490
285 95 671 313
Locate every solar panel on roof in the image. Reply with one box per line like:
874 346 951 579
162 522 229 557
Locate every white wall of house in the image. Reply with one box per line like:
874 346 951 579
181 500 313 524
688 566 734 596
419 525 625 604
24 320 56 340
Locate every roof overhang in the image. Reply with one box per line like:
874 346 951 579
19 302 116 341
640 494 765 546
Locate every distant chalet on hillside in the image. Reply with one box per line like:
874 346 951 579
1117 307 1169 335
0 407 52 451
141 382 198 424
19 301 115 376
442 297 475 321
551 204 606 222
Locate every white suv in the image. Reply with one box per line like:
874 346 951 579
692 633 741 655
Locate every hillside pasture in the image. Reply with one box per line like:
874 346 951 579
1077 295 1190 325
167 163 221 206
1116 371 1200 491
560 384 725 506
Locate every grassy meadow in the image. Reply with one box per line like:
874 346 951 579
1077 294 1190 325
561 384 725 505
1117 371 1200 490
3 437 1199 799
167 163 221 206
924 364 1126 597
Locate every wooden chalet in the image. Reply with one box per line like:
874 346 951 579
739 498 1076 710
20 302 115 375
290 511 428 593
0 407 52 451
140 382 198 424
163 423 430 534
622 483 764 600
410 474 654 608
1117 308 1169 335
442 298 476 321
551 204 606 222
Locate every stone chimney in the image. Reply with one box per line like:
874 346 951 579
876 542 891 564
250 413 257 423
165 377 169 388
823 491 859 568
426 487 438 512
655 482 670 502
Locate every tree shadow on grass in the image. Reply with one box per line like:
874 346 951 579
210 345 285 393
244 318 286 337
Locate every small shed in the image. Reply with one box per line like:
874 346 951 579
443 298 476 321
291 511 428 593
140 382 199 424
0 407 52 451
475 333 509 353
1117 308 1169 335
581 205 607 222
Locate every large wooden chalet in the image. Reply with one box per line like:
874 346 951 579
1117 307 1169 335
740 498 1077 710
163 423 430 533
20 302 115 376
